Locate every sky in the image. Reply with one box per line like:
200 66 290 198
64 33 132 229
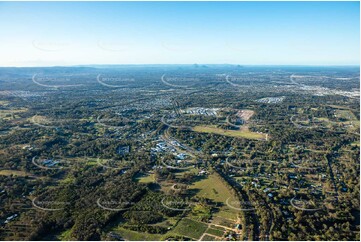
0 1 359 66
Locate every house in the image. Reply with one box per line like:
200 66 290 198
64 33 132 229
176 153 186 160
107 232 124 241
117 145 130 155
288 174 297 179
198 170 207 176
22 145 33 150
4 214 18 224
170 140 180 146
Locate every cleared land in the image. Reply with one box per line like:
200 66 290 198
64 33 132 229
201 234 217 241
193 125 266 140
205 227 225 237
335 109 357 121
189 173 240 220
133 172 155 183
114 227 162 241
171 218 208 240
0 170 33 177
0 108 27 120
236 109 254 122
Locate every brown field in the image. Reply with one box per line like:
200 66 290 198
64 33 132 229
236 109 254 122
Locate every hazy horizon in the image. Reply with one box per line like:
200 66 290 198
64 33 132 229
0 64 360 68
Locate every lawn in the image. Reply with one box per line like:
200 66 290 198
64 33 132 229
192 125 266 140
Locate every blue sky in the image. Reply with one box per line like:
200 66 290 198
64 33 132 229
0 1 359 66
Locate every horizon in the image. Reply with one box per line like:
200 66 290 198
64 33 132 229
0 64 360 68
0 1 359 67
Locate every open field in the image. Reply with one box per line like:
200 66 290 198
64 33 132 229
0 108 27 120
192 125 266 140
335 109 357 120
189 173 240 220
351 141 360 147
327 105 358 112
201 234 217 241
171 218 208 240
57 229 73 241
0 101 10 106
236 109 254 121
0 170 33 177
113 227 163 241
210 216 236 228
205 227 225 237
133 172 155 183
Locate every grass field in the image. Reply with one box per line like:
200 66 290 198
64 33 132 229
0 108 27 120
0 101 10 106
205 227 225 237
327 104 357 112
351 141 360 147
113 227 163 241
171 218 208 240
335 110 357 121
201 234 217 241
57 229 73 241
192 125 266 140
134 172 155 183
59 176 75 185
0 170 33 177
211 216 235 228
189 173 240 220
